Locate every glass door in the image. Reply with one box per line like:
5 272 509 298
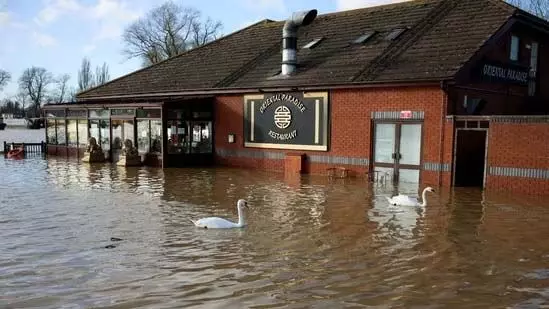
373 122 422 184
397 124 422 183
374 123 397 183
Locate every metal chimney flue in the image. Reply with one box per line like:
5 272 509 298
281 9 318 76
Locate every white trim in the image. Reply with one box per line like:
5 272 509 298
244 142 328 151
250 101 255 142
314 99 320 144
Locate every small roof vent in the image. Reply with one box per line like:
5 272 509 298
302 37 324 49
352 31 377 44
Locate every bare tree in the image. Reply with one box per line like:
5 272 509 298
507 0 549 20
122 1 222 66
52 74 71 103
15 91 28 116
68 87 78 102
18 67 53 108
95 62 110 86
0 69 11 92
528 0 549 20
78 57 95 92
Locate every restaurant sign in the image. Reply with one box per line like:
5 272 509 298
479 61 529 86
243 92 329 151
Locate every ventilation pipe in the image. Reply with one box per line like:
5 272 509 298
281 9 318 76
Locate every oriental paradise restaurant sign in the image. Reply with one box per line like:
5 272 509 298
479 61 530 86
243 92 329 151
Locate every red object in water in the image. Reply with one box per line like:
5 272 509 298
7 147 24 159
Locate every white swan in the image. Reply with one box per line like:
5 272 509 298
386 187 435 207
190 199 249 229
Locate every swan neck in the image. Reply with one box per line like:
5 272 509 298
237 207 246 226
420 188 428 206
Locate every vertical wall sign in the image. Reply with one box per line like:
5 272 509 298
243 92 329 151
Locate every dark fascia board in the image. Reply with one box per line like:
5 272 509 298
76 78 446 102
513 10 549 33
42 102 164 110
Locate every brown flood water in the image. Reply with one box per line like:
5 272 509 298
1 156 549 309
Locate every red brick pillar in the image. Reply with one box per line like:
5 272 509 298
285 153 305 174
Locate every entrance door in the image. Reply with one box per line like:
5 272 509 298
454 130 487 187
373 122 422 184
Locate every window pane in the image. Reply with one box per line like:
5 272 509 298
89 120 100 145
111 108 135 116
111 120 123 150
191 121 212 153
167 120 188 154
99 120 110 151
67 119 78 146
47 120 56 145
45 109 65 118
399 124 422 166
89 109 109 118
510 35 519 61
67 109 86 118
151 120 162 154
56 119 66 145
137 120 150 154
136 108 161 118
78 120 88 147
123 120 134 145
374 124 395 164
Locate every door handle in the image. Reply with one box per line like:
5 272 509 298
391 153 396 159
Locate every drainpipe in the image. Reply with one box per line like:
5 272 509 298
281 9 318 76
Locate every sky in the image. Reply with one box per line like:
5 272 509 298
0 0 413 99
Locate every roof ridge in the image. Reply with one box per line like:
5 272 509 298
76 19 274 99
317 0 435 18
352 0 460 82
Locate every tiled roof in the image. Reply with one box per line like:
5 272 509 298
78 0 517 100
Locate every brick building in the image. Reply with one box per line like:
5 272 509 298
43 0 549 195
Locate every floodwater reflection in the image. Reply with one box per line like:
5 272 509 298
1 156 548 308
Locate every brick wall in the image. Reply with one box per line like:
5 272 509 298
486 119 549 195
215 86 451 185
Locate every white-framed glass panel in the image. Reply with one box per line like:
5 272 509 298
151 120 162 154
123 120 134 146
111 120 123 150
137 120 150 155
56 119 66 145
78 120 88 147
374 123 396 163
66 119 78 146
510 35 519 61
89 120 100 144
46 120 56 145
399 124 422 165
99 120 110 152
